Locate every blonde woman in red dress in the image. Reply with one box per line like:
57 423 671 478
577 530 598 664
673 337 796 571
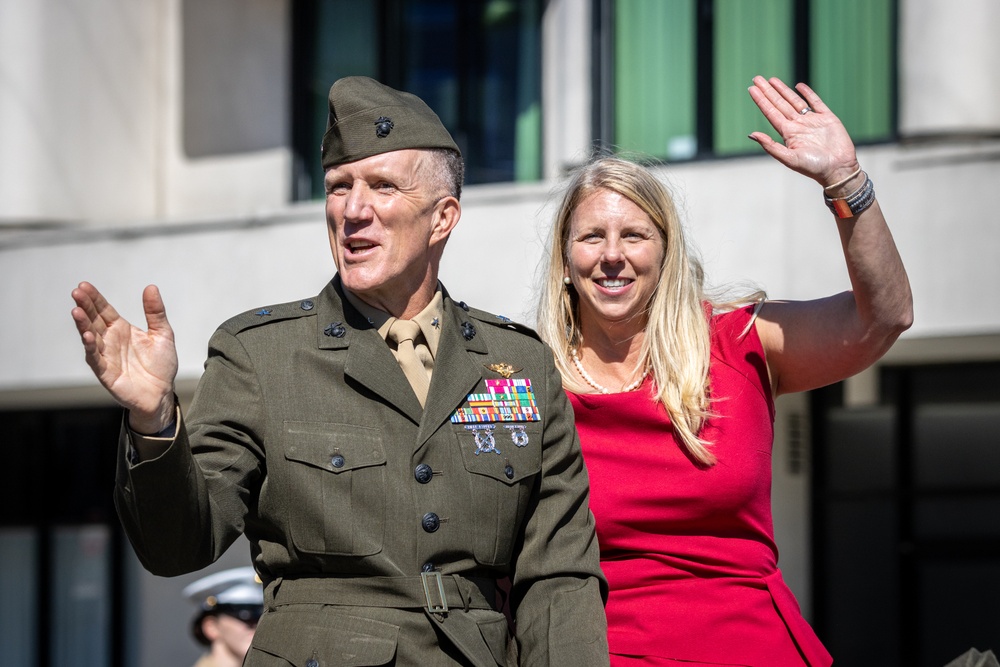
536 76 912 666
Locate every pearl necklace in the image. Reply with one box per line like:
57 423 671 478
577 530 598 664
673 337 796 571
570 348 646 394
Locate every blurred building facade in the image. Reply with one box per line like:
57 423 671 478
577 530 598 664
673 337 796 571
1 1 998 665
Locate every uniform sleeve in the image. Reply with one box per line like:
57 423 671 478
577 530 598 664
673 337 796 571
510 346 611 666
114 327 265 576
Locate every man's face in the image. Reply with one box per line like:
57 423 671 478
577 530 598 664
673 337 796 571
324 149 458 314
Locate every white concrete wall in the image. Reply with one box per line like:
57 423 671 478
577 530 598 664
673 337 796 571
542 0 594 177
5 138 999 394
0 0 162 225
165 0 292 219
899 0 1000 136
0 0 291 231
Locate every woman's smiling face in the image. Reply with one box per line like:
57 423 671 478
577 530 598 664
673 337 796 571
566 188 666 335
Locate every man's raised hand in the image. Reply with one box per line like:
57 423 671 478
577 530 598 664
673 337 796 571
70 282 178 433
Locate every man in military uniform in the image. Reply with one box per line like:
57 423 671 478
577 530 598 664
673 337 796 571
71 76 609 666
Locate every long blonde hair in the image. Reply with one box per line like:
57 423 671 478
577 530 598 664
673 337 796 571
537 157 759 466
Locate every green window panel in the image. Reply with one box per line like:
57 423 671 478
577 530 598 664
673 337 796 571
614 0 697 160
612 0 894 160
713 0 793 155
811 0 894 143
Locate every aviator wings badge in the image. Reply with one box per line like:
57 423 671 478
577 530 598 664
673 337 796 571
484 362 522 379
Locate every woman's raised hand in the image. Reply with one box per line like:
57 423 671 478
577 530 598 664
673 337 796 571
747 75 860 189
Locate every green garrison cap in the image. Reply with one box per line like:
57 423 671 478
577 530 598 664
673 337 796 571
320 76 461 169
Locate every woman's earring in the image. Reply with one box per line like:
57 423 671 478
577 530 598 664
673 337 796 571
563 276 572 286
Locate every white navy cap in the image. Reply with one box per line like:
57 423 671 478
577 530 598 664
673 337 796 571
183 566 263 611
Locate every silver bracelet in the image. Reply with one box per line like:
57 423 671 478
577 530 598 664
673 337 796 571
824 173 875 219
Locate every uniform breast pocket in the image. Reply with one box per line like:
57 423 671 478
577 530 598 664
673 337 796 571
456 422 542 565
283 421 386 556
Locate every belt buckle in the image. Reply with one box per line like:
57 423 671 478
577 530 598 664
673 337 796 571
420 571 449 613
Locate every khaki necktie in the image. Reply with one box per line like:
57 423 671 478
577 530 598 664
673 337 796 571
387 318 430 407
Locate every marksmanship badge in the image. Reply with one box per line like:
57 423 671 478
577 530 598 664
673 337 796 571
504 424 529 447
464 424 500 455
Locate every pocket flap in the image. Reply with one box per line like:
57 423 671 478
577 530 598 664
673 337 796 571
250 609 398 666
283 421 386 473
457 423 543 485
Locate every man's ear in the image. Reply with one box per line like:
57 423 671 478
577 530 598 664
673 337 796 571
201 616 221 642
430 196 461 244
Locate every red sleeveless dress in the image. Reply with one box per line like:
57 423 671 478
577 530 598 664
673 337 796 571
568 306 832 667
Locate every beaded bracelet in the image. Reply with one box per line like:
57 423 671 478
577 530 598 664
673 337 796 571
824 173 875 219
823 166 863 192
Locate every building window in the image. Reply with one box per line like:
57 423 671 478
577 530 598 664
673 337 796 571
605 0 895 161
0 407 125 667
292 0 543 200
812 362 1000 665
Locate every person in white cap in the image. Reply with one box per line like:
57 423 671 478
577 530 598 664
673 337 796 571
184 567 263 667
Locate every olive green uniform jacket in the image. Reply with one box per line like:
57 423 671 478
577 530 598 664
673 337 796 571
115 278 610 667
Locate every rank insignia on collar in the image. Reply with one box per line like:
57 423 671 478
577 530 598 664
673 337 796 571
485 362 521 379
254 309 272 317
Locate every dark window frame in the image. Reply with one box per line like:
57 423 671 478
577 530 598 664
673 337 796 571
290 0 544 200
1 406 126 667
811 361 1000 665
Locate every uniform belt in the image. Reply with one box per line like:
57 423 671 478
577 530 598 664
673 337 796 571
265 573 496 614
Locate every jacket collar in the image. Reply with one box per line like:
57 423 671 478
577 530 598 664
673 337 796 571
314 277 489 434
